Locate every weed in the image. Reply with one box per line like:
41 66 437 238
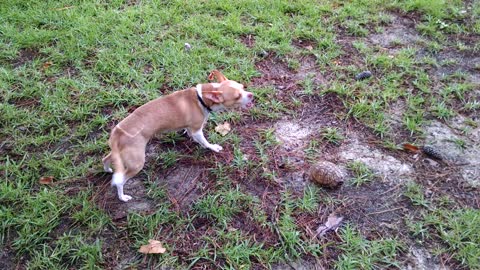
406 217 429 242
452 138 466 150
320 127 344 146
304 139 320 161
424 208 480 269
294 185 320 213
27 233 104 270
155 149 180 170
194 186 252 226
335 225 403 269
346 161 375 186
404 181 429 208
300 73 317 95
431 101 455 120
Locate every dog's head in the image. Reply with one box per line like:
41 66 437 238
202 70 254 111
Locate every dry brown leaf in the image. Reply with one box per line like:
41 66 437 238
316 213 343 237
403 143 420 153
215 122 231 136
42 61 53 70
138 239 166 254
39 176 54 185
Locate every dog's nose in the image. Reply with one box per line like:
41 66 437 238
247 93 253 99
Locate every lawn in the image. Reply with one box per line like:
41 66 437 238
1 0 479 269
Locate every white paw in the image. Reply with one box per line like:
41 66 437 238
209 144 223 152
119 194 132 202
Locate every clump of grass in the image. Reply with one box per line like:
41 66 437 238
300 73 317 95
304 139 320 161
127 204 177 245
406 216 429 243
27 232 104 269
320 127 344 146
346 161 375 186
404 181 429 208
335 224 403 269
424 208 480 269
193 186 253 226
215 230 270 270
294 185 320 213
155 149 180 169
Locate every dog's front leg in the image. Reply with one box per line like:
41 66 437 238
191 129 223 152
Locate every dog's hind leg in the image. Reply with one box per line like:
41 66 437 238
102 152 113 173
112 146 146 202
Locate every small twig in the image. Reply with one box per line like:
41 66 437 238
53 6 75 11
448 162 479 167
167 193 180 213
366 207 403 216
377 183 402 196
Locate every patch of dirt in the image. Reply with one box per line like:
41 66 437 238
12 47 39 68
253 53 296 89
275 120 314 151
403 246 449 270
0 249 16 270
434 50 480 84
370 14 422 50
297 55 325 84
98 176 155 220
424 119 480 187
240 34 255 48
157 165 204 210
337 135 414 184
10 97 41 109
334 180 407 234
292 39 317 50
386 98 410 136
252 53 325 91
272 258 323 270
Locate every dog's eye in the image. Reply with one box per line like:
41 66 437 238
243 84 247 89
236 93 242 99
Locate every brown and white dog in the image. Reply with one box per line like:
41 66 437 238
103 70 254 202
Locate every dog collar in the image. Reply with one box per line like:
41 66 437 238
197 93 212 113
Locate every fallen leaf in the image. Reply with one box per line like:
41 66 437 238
403 143 420 153
305 45 313 51
138 239 166 254
42 61 53 70
215 122 231 136
316 213 343 237
39 176 54 185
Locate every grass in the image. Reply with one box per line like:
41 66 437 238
321 127 345 146
424 208 480 269
1 0 479 269
335 225 404 269
346 161 375 186
404 181 430 208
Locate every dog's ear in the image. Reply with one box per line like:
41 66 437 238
204 90 224 103
208 70 228 82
